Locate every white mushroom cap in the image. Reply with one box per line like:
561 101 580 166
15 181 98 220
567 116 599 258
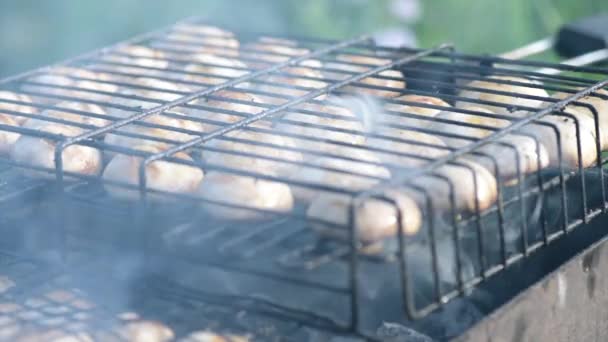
102 144 204 201
307 189 422 244
184 53 249 86
165 23 240 54
0 91 38 125
411 158 498 212
274 98 366 151
180 331 250 342
203 129 303 176
456 76 549 114
172 23 237 39
23 67 119 102
199 172 294 221
103 45 169 71
552 88 608 150
244 37 319 65
0 115 21 155
519 114 598 169
116 77 190 110
468 134 550 182
327 54 406 98
50 67 120 94
104 113 202 150
10 124 102 178
290 147 390 202
255 59 327 100
24 101 109 129
429 106 510 148
26 73 72 86
368 128 449 168
384 94 451 125
120 320 174 342
191 90 265 132
242 38 328 100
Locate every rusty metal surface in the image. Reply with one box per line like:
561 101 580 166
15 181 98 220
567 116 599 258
454 214 608 342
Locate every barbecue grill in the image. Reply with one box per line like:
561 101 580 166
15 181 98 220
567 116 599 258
1 14 608 341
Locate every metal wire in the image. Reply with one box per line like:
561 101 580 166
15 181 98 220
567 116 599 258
1 18 608 333
0 249 317 341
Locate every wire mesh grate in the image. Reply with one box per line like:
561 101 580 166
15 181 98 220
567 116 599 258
1 17 608 335
0 250 319 341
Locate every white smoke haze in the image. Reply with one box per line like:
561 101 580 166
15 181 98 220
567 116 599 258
373 28 418 48
322 90 580 337
390 0 422 23
329 94 385 134
4 2 598 340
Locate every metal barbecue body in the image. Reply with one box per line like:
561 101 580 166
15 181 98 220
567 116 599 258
0 16 608 341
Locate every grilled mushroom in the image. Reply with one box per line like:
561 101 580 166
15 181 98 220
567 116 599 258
184 53 249 85
327 54 406 98
263 63 327 101
165 23 240 55
0 91 38 125
244 37 320 64
384 94 451 126
243 38 332 103
456 76 549 114
259 59 327 102
468 134 550 183
104 113 202 150
0 95 97 155
23 72 73 96
119 321 174 342
0 115 22 155
23 67 119 102
274 97 366 150
199 124 299 219
51 66 119 93
199 171 294 221
429 106 510 148
518 114 598 169
426 106 550 181
202 128 304 177
116 77 190 110
102 144 204 200
191 90 265 132
10 124 102 178
243 38 329 101
411 158 498 212
306 189 422 245
23 101 110 129
103 45 169 71
552 88 608 150
181 331 250 342
289 147 390 202
368 128 449 168
366 127 498 212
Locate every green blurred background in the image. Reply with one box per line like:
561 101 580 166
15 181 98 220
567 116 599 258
1 0 607 77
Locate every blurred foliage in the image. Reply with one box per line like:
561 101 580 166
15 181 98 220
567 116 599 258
415 0 608 53
0 0 607 77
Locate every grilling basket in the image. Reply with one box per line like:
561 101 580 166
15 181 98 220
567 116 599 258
0 14 608 342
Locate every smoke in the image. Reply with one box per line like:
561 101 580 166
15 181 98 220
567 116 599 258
0 0 572 339
373 28 418 48
330 94 384 134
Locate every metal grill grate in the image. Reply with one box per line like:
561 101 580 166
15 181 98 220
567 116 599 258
1 17 608 338
0 251 313 341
